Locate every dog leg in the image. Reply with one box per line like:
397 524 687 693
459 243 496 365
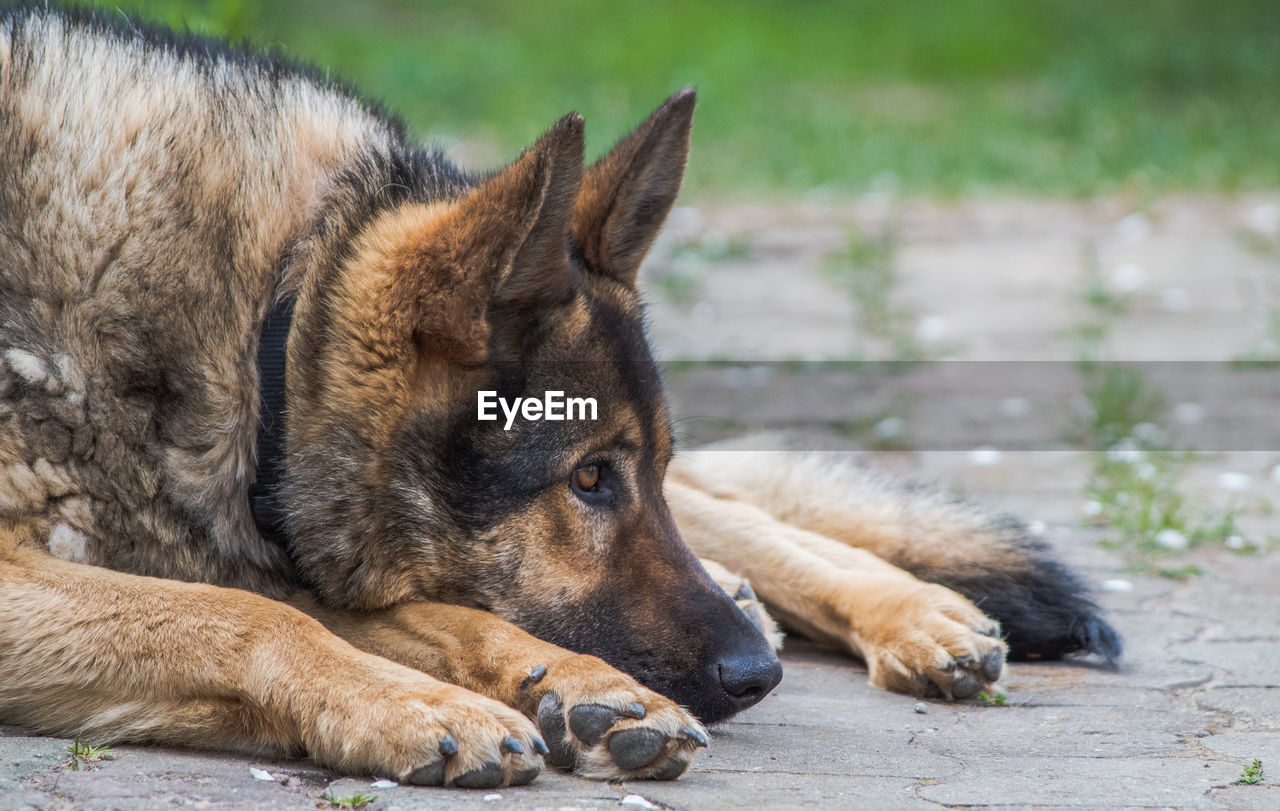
295 594 709 780
0 539 544 787
666 479 1007 699
670 450 1121 662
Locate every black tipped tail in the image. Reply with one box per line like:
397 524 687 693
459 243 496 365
915 538 1123 665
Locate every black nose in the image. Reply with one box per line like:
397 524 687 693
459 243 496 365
717 650 784 710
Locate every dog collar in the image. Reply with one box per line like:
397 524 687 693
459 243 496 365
249 292 295 543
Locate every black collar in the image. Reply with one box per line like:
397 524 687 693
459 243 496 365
249 293 295 543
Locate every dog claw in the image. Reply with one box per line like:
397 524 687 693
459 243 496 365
569 703 618 746
438 734 459 756
500 736 523 755
980 648 1004 681
622 702 647 720
679 725 709 748
536 693 575 769
452 761 503 789
951 670 982 699
609 727 668 771
648 757 691 780
409 759 446 786
521 664 548 691
734 579 758 601
531 737 550 756
509 765 540 786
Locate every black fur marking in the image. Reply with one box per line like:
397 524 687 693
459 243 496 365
914 529 1123 664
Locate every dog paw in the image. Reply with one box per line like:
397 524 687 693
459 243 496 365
700 558 784 651
521 655 708 780
858 583 1007 700
307 665 546 788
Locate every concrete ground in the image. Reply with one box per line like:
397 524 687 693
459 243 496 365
3 195 1278 809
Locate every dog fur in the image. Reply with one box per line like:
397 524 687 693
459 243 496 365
0 2 1119 791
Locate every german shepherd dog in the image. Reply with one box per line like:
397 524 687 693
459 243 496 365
0 3 1119 790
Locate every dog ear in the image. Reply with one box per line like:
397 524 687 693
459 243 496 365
353 114 584 363
572 88 695 288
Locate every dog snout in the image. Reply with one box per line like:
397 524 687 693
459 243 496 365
715 643 783 712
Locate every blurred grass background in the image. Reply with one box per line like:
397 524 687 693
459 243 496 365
111 0 1279 197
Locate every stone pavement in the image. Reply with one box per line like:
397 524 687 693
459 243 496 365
3 499 1276 809
3 196 1278 808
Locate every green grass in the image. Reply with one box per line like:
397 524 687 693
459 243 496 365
101 0 1280 196
977 690 1010 707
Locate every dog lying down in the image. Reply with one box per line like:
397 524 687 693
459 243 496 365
0 4 1117 790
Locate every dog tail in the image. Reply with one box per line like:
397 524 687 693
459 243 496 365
900 513 1123 663
673 444 1122 663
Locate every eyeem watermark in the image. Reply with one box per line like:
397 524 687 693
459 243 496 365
477 391 598 430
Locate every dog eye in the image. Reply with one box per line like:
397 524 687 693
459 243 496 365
572 464 601 492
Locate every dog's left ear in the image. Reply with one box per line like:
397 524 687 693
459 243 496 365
572 89 696 288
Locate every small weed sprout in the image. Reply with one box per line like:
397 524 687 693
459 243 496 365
977 691 1009 707
66 737 115 770
1238 758 1263 785
324 791 378 808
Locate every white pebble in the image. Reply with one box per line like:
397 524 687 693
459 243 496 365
1225 535 1248 550
915 315 948 343
621 795 658 809
873 416 905 439
1107 444 1144 464
1156 529 1188 550
969 446 1001 466
1160 287 1191 313
1217 472 1251 492
1131 422 1167 446
999 396 1031 418
370 779 397 788
1173 402 1204 425
1027 520 1047 537
1244 202 1279 235
484 794 502 802
249 767 274 781
1111 263 1145 292
1101 579 1134 593
1118 212 1152 243
914 702 928 714
1082 500 1103 517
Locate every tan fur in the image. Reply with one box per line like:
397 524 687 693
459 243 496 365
294 595 706 780
0 523 544 783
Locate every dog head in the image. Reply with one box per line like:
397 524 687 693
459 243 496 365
284 91 780 723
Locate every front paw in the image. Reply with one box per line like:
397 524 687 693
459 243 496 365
520 654 708 780
859 583 1007 700
306 664 546 788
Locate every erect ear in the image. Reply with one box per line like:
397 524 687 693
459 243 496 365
351 113 583 364
571 88 696 288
